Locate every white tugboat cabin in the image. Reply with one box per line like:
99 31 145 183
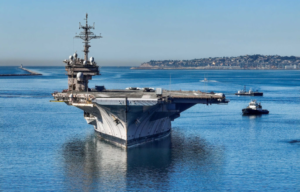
242 100 269 115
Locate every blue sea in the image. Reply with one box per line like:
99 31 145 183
0 66 300 191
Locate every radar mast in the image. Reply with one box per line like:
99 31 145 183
75 13 102 61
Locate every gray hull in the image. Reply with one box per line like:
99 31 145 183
80 99 175 148
95 129 171 148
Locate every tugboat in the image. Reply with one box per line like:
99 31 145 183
242 100 269 115
235 86 263 96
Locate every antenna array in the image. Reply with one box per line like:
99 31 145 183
75 13 102 61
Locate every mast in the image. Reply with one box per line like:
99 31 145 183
75 13 102 61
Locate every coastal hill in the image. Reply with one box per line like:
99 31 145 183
132 55 300 70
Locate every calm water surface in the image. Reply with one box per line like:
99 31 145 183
0 67 300 191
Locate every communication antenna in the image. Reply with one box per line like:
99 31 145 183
73 34 75 52
75 13 102 61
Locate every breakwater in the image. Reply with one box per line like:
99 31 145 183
0 67 42 76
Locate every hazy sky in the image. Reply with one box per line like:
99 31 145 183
1 0 300 66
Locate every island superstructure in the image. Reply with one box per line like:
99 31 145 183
52 14 229 148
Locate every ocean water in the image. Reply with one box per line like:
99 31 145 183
0 67 300 191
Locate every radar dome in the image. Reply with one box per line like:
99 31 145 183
89 57 94 64
83 60 87 65
73 53 78 58
76 72 84 81
69 55 73 60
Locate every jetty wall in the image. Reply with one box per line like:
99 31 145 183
0 67 42 76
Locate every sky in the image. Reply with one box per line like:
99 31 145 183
1 0 300 66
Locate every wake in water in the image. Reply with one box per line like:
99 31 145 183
199 80 218 82
0 95 49 98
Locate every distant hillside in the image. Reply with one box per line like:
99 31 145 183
132 55 300 70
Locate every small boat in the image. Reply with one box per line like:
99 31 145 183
235 86 263 96
242 100 269 115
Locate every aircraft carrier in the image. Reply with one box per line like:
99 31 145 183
52 14 229 148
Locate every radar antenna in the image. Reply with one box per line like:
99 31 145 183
75 13 102 61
